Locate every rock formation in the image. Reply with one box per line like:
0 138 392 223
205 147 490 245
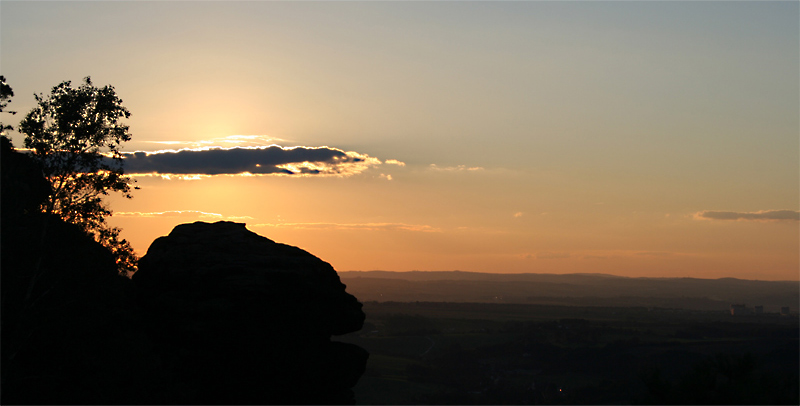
1 137 369 404
133 221 368 404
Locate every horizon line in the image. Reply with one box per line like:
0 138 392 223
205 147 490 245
338 270 800 283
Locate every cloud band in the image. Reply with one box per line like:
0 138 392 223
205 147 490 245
121 145 381 177
694 210 800 221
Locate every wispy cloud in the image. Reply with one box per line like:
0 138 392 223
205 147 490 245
633 251 674 257
694 210 800 222
128 173 212 181
429 164 484 172
143 135 289 149
524 252 573 260
250 222 441 232
121 145 382 177
113 210 253 220
522 250 683 260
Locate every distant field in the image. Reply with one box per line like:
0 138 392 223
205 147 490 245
335 301 799 405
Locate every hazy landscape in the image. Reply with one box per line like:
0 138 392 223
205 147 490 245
340 271 798 311
334 272 799 404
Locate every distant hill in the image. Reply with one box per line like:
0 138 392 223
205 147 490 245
339 271 799 312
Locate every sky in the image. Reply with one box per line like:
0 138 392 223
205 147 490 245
1 1 798 281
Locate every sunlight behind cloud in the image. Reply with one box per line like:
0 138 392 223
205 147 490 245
8 0 795 280
251 222 441 233
114 210 253 220
143 135 289 149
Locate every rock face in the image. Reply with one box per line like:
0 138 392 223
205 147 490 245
133 221 368 404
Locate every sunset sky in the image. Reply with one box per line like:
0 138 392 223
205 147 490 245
2 1 798 280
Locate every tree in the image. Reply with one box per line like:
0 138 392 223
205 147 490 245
1 75 16 134
18 77 138 275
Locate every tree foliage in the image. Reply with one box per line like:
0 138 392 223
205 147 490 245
1 75 16 133
18 77 138 275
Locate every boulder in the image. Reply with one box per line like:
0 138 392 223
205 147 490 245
133 221 368 404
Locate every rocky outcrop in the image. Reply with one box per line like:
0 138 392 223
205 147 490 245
133 221 368 404
2 138 369 404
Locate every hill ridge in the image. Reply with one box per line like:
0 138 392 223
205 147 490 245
338 271 799 311
339 270 797 283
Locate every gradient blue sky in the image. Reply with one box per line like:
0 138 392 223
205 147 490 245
2 1 798 280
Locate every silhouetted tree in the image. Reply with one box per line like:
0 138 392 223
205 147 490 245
0 75 16 134
18 77 138 275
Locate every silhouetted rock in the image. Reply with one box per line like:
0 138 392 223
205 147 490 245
133 221 368 404
1 139 369 404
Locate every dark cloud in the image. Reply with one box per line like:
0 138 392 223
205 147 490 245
695 210 800 221
120 146 380 177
